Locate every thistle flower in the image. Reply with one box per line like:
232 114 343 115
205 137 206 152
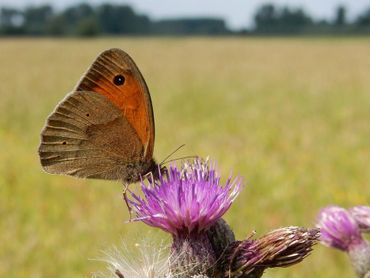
130 159 242 236
349 206 370 233
222 227 320 277
317 206 363 251
317 205 370 278
126 159 318 277
129 158 242 276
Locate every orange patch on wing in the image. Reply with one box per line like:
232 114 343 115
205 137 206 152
91 73 150 155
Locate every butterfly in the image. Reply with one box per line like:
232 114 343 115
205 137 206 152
38 48 163 185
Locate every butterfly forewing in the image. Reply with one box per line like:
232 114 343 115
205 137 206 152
75 48 155 160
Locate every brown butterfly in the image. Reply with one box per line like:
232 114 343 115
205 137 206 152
38 48 163 185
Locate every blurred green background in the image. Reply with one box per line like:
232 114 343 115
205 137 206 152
0 37 369 277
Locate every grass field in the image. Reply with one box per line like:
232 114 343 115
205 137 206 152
0 37 369 277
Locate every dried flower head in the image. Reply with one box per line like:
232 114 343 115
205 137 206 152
317 206 363 251
223 227 320 277
130 159 242 236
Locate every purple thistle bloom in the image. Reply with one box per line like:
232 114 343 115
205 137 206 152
349 206 370 233
317 205 370 278
129 159 242 236
317 206 363 251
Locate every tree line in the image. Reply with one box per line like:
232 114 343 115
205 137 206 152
1 3 370 36
252 4 370 35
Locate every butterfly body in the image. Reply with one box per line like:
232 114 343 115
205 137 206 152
39 48 161 183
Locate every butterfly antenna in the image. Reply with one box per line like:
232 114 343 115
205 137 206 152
163 155 199 165
160 144 186 165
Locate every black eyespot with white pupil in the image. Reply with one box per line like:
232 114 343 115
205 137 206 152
113 75 125 86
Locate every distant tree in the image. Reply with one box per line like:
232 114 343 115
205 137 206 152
97 4 150 34
23 5 53 35
279 7 312 31
355 8 370 26
254 4 277 31
62 3 94 25
0 7 21 27
46 15 67 36
76 17 100 37
0 7 25 35
334 5 347 26
58 3 95 35
253 4 312 34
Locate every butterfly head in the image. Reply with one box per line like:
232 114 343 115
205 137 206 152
147 159 167 182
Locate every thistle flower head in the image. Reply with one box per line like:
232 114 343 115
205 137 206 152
349 206 370 233
223 227 320 277
253 226 320 268
317 206 363 251
130 159 242 236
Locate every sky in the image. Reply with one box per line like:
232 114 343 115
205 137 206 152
2 0 370 29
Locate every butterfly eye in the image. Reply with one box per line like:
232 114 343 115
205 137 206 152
113 74 125 86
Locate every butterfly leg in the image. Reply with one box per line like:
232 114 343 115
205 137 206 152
122 182 133 221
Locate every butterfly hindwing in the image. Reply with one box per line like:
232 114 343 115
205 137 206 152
39 91 144 180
